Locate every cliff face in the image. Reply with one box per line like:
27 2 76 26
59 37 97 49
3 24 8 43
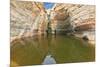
11 1 95 42
11 0 34 37
51 3 95 32
50 3 95 42
11 0 47 37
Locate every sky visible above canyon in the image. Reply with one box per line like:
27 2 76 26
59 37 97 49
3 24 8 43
43 2 55 9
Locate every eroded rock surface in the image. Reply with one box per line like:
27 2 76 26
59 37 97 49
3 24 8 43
11 1 95 43
11 0 47 41
51 3 95 42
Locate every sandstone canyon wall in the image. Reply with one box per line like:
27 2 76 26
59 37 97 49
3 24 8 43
11 1 95 43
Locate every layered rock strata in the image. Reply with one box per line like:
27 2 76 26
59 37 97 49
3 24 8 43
11 1 95 44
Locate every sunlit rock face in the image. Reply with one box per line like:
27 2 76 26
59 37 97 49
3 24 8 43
51 3 95 41
51 3 95 32
10 0 48 38
11 0 34 37
11 1 95 42
37 14 47 35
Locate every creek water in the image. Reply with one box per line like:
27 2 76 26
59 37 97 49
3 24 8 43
11 35 95 66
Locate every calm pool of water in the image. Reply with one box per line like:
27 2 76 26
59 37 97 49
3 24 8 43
10 35 95 66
